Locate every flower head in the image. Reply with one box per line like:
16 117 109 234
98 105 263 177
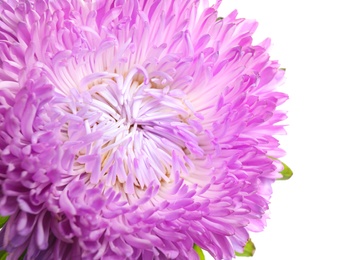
0 0 287 259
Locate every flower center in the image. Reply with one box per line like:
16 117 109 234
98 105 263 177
57 67 203 193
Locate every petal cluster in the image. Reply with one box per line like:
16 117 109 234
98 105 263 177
0 0 287 259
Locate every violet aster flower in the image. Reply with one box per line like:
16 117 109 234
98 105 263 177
0 0 288 259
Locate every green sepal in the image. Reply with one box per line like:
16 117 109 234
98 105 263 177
216 17 223 21
279 68 286 71
268 157 293 180
278 161 293 180
0 250 8 260
18 250 27 260
0 216 9 228
193 244 205 260
235 239 255 257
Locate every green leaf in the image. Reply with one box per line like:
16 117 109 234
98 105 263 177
0 216 9 228
279 68 286 71
278 161 293 180
0 249 26 260
0 250 8 260
193 244 205 260
216 17 223 21
235 239 256 257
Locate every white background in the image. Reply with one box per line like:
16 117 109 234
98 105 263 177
205 0 362 259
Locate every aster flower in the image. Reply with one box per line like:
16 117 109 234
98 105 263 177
0 0 289 259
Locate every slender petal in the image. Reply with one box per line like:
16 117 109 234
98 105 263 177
0 0 288 259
